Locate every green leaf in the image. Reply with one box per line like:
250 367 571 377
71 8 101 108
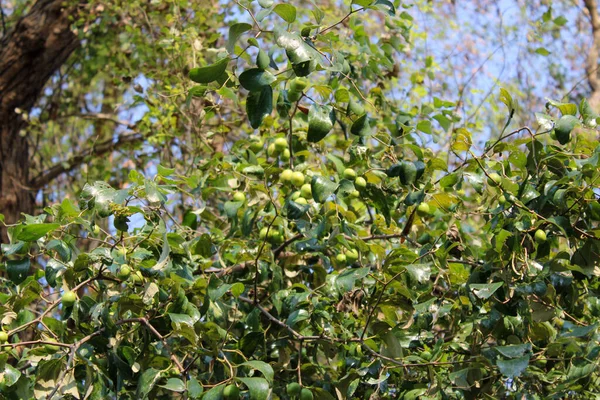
273 4 296 23
236 377 269 400
136 368 162 399
231 282 245 298
16 223 60 241
580 98 598 127
311 175 338 203
470 282 503 300
158 378 186 392
258 0 274 7
416 120 432 134
189 57 229 84
202 385 224 400
451 127 472 152
240 361 274 382
7 259 30 285
239 68 276 91
2 364 21 387
256 49 270 70
372 0 395 15
496 355 530 378
535 47 550 56
546 98 577 116
499 88 514 111
307 104 335 142
227 23 252 54
336 267 370 292
351 114 372 136
187 377 204 398
247 86 273 129
495 343 531 358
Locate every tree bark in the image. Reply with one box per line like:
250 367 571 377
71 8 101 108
584 0 600 110
0 0 80 241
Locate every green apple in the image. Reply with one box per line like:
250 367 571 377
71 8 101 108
354 176 367 189
287 382 302 397
487 172 501 187
117 264 131 280
343 168 357 180
249 137 264 153
281 148 291 161
345 248 359 263
233 191 246 202
350 190 360 198
223 384 240 400
300 183 312 199
0 331 8 343
535 229 547 243
336 253 347 264
274 137 288 152
62 291 77 307
417 202 430 217
300 388 314 400
291 171 305 187
280 169 293 183
294 197 308 205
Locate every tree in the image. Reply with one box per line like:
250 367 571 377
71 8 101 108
2 1 600 399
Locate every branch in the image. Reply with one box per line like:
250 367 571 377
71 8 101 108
584 0 600 93
30 130 144 189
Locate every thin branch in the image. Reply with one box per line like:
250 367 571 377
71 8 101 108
273 233 303 257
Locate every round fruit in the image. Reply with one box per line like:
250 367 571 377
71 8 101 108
291 191 301 200
281 148 291 161
62 291 77 307
487 172 501 187
290 77 308 93
291 171 305 187
295 197 308 205
355 176 367 189
343 168 357 180
345 248 359 263
92 225 101 235
350 190 360 198
0 331 8 343
274 137 288 152
233 191 246 202
259 227 269 239
535 229 547 243
421 350 432 361
300 388 314 400
267 143 278 157
131 271 144 284
280 169 293 183
44 339 59 352
417 202 430 217
249 137 264 153
336 253 347 264
300 184 312 199
223 384 240 400
117 264 131 280
498 195 507 205
287 382 302 397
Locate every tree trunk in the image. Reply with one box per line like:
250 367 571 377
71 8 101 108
0 0 80 241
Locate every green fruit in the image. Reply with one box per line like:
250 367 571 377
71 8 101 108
280 169 293 183
345 248 359 263
291 171 305 187
62 291 77 307
554 115 579 145
498 195 507 205
92 225 101 235
267 143 278 157
300 388 314 400
336 253 347 264
0 331 8 343
417 232 431 245
249 137 264 153
350 190 360 198
290 77 308 93
117 264 131 280
259 227 269 239
295 197 308 205
421 350 432 361
281 148 291 161
233 191 246 202
131 271 144 284
355 176 367 189
256 50 270 70
535 229 547 243
274 137 288 152
487 172 501 187
44 339 60 352
417 202 430 217
223 384 240 400
291 191 301 200
343 168 357 180
287 382 302 397
300 183 312 199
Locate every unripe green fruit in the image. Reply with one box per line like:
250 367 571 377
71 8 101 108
350 190 360 198
421 350 432 361
44 339 59 352
300 184 312 199
300 388 314 400
287 382 302 397
249 137 264 153
336 253 347 264
267 143 278 157
233 191 246 202
343 168 357 180
417 202 430 217
0 331 8 343
281 148 291 161
223 384 240 400
259 227 269 239
274 137 288 152
92 225 101 235
291 191 301 200
354 176 367 189
487 172 501 187
535 229 547 243
295 197 308 205
291 171 305 187
290 77 308 93
280 169 293 183
117 264 131 280
498 195 507 205
131 271 144 284
62 291 77 307
345 248 359 263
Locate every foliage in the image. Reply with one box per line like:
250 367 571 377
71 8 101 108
2 1 600 399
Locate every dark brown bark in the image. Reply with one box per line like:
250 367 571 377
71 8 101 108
0 0 80 241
